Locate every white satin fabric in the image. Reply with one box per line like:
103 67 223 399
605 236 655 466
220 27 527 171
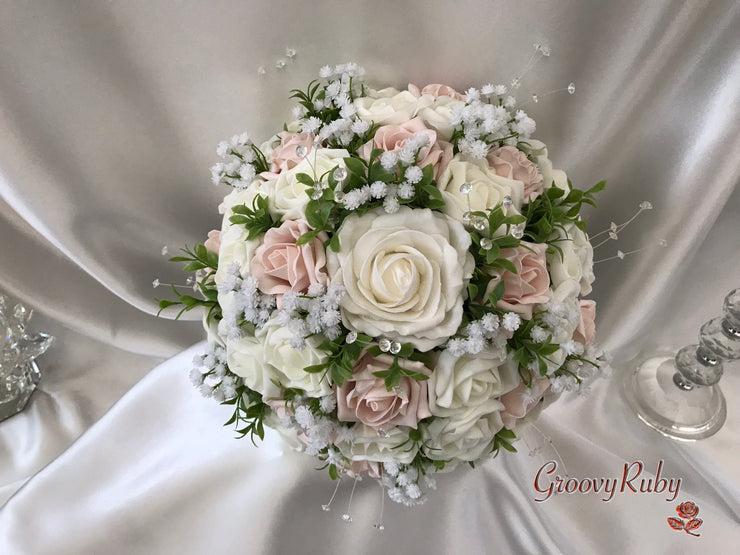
1 1 739 553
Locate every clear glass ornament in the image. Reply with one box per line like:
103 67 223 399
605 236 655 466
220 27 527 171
0 295 54 421
622 288 738 440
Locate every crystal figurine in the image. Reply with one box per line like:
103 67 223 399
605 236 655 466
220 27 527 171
0 295 54 422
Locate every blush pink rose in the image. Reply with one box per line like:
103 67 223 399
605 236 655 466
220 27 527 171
499 377 550 430
336 353 432 430
204 230 221 253
488 146 544 202
573 300 596 345
491 242 551 319
250 219 328 299
347 460 382 479
408 83 466 101
358 117 453 179
262 132 315 180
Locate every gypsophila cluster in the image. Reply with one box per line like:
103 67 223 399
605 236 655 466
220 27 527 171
190 343 240 402
450 85 536 158
211 133 262 189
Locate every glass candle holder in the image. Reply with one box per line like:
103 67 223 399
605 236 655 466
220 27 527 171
622 288 739 441
0 295 54 422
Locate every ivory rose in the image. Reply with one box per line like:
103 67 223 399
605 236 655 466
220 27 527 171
336 353 432 430
437 157 525 222
517 139 569 191
499 377 551 430
262 131 315 180
547 222 595 296
327 207 474 352
491 242 552 319
269 148 349 221
250 219 328 298
354 87 426 126
421 410 504 462
358 117 453 179
226 319 331 400
428 349 520 419
573 299 596 345
488 146 544 202
336 424 418 464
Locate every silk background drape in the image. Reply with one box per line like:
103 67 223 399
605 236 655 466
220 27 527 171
1 1 739 553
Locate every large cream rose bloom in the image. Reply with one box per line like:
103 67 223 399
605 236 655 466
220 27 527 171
517 139 569 191
428 349 520 419
436 157 525 222
354 87 428 126
226 319 330 400
268 147 349 221
547 222 595 296
421 409 504 462
327 207 474 351
335 424 418 464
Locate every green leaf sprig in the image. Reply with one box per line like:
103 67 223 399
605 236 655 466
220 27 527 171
490 428 517 456
222 385 269 446
156 243 221 324
229 194 278 240
521 180 606 253
303 332 373 386
365 343 431 391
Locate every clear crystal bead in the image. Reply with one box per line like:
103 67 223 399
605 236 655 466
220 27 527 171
567 82 575 94
616 250 625 259
608 231 618 240
389 341 402 355
377 428 390 438
473 218 487 232
152 279 160 288
462 211 473 224
609 222 618 232
532 94 539 103
334 190 345 203
341 513 352 523
295 145 308 158
539 45 551 57
373 524 385 531
675 344 723 386
511 225 524 239
333 167 348 181
161 246 169 256
724 288 740 326
480 238 492 249
639 201 653 210
286 47 297 59
311 188 323 200
700 317 740 360
511 77 521 90
459 182 472 194
186 276 194 285
657 238 668 247
502 195 513 207
275 59 286 70
345 331 357 344
378 338 391 352
321 504 331 512
257 66 267 75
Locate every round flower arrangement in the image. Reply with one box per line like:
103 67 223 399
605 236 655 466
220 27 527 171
161 63 607 507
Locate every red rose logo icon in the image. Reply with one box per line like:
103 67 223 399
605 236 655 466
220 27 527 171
667 501 702 537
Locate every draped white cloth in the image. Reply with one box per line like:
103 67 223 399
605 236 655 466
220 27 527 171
1 1 739 553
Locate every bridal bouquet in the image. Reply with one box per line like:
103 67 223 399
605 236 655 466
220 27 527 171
160 63 607 506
